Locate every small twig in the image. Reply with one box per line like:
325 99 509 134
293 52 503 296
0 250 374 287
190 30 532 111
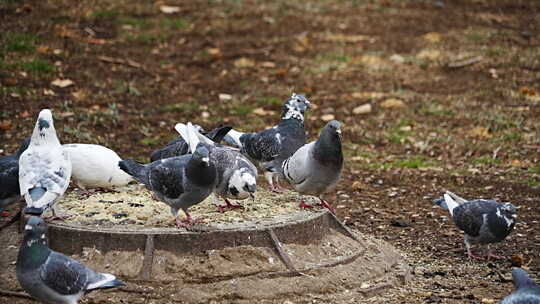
138 235 155 280
447 56 483 69
98 56 143 69
267 229 301 275
0 209 22 231
492 146 501 159
328 212 361 242
0 290 35 301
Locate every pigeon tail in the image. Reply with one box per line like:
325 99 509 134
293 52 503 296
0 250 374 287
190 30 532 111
445 191 468 204
87 274 126 292
174 123 199 153
118 160 149 185
28 187 47 202
223 129 244 148
205 126 233 144
433 193 459 216
512 268 539 290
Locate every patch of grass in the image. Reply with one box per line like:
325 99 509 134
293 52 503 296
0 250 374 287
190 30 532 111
256 96 282 107
92 9 120 20
231 104 255 116
484 113 522 132
523 178 540 188
161 17 189 30
472 157 501 165
19 59 54 74
528 166 540 174
160 103 200 113
393 156 434 169
121 16 149 29
501 131 521 142
466 31 488 43
386 129 411 144
126 33 166 44
140 137 159 146
0 86 30 98
4 33 37 53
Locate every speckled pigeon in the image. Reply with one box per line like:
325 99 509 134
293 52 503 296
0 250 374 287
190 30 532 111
150 125 232 162
17 216 125 304
119 137 217 226
175 122 257 212
434 191 517 260
63 144 133 190
19 109 72 217
500 268 540 304
223 93 310 192
0 137 30 216
281 120 343 214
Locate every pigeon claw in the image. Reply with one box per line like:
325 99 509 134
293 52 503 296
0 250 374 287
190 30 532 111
175 214 204 227
1 211 9 217
318 199 336 214
299 201 314 210
217 199 244 213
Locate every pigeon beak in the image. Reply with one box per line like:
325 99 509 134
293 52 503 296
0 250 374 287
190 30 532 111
24 224 33 231
201 157 210 165
511 214 517 218
249 192 255 199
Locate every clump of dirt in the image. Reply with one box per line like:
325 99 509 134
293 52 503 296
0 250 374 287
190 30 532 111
53 185 321 228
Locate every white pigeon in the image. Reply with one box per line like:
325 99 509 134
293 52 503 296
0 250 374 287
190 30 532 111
18 109 71 217
63 144 133 190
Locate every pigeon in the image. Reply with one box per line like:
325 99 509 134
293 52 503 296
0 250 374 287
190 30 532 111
150 125 232 161
17 216 125 304
63 144 133 190
119 136 217 227
434 191 517 260
281 120 343 214
175 122 257 212
0 137 30 216
223 93 310 192
500 268 540 304
18 109 72 217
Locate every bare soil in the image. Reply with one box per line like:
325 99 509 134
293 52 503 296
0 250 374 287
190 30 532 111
1 0 540 303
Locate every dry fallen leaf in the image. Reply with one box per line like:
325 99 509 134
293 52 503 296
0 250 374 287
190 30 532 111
234 57 255 68
160 5 180 14
324 33 372 43
321 114 335 121
51 79 74 88
0 121 13 131
469 126 491 138
218 93 232 101
417 49 441 60
352 104 372 114
252 108 276 116
423 32 441 43
380 98 405 108
43 89 56 96
351 92 386 99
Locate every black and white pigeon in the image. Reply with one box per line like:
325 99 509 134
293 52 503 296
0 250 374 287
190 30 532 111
0 137 30 216
500 268 540 304
223 93 310 192
281 120 343 214
119 132 217 227
19 109 72 217
433 191 517 260
17 216 125 304
150 125 232 162
63 144 133 190
175 122 257 212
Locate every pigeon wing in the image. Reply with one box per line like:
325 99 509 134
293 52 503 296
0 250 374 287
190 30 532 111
39 252 89 295
241 128 281 162
0 157 19 200
282 142 313 185
452 200 496 237
148 158 187 199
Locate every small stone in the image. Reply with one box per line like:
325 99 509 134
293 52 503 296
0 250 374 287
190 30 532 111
352 103 372 114
389 54 405 63
390 218 410 227
321 114 335 121
380 98 405 108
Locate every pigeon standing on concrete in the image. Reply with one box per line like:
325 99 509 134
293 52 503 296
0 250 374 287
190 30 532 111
500 268 540 304
17 216 125 304
175 122 257 212
223 93 310 192
150 125 232 161
19 109 71 217
119 131 217 226
0 138 30 216
434 191 517 260
63 144 133 190
281 120 343 213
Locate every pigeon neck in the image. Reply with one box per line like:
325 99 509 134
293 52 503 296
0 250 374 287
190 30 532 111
30 126 60 147
281 105 305 122
313 131 343 165
186 157 217 186
18 235 50 269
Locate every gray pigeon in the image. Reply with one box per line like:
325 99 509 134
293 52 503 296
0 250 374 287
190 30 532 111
150 125 232 162
223 93 310 192
175 122 257 212
18 109 72 217
434 191 517 260
0 137 30 216
119 143 217 226
281 120 343 214
500 268 540 304
17 216 125 304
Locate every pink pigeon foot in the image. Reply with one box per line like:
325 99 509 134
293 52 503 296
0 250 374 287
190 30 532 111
175 213 204 227
217 199 244 213
318 199 336 214
1 211 9 217
299 200 314 210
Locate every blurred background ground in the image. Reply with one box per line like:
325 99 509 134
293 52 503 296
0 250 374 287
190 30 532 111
0 0 539 303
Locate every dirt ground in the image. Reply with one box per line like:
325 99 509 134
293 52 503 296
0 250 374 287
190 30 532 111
1 0 539 303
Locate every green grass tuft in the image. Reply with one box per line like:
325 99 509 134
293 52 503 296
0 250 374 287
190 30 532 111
4 33 37 53
20 59 54 74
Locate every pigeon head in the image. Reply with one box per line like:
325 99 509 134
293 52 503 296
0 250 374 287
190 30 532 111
228 168 257 199
192 145 211 167
321 120 342 144
313 120 343 165
30 109 60 145
500 202 518 222
282 93 311 121
23 216 48 243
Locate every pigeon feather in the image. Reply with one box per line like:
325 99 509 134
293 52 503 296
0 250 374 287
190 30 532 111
500 268 540 304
